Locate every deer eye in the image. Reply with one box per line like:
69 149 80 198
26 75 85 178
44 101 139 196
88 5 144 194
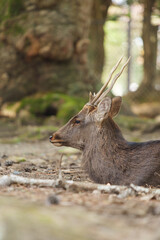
75 119 81 124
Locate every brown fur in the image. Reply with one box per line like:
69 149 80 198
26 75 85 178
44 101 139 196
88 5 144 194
50 97 160 187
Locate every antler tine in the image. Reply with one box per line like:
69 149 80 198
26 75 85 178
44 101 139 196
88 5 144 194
89 92 93 102
95 57 131 105
90 56 123 105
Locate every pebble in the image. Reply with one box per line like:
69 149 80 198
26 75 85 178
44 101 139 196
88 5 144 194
24 167 32 173
5 160 13 166
12 171 21 175
39 165 48 169
92 190 101 196
46 194 60 205
148 206 160 215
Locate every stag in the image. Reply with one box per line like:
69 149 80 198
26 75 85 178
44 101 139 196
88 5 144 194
50 57 160 187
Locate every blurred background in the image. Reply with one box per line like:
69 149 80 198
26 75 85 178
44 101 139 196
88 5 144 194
0 0 160 142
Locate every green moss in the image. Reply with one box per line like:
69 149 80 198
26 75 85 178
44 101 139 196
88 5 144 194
18 93 86 123
0 0 24 23
57 100 83 122
8 0 24 17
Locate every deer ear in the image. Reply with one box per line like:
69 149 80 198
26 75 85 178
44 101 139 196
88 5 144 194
95 97 112 121
110 96 122 118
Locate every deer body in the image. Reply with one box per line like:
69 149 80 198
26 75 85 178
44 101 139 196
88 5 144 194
50 57 160 187
82 117 160 186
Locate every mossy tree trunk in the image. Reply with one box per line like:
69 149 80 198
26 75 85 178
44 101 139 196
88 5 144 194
0 0 103 104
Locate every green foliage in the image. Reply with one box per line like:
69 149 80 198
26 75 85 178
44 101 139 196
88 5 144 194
108 14 120 21
126 0 134 5
18 93 86 123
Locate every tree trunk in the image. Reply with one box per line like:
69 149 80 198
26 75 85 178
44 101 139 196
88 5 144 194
88 0 111 79
128 0 159 102
0 0 99 104
127 5 132 92
142 0 157 88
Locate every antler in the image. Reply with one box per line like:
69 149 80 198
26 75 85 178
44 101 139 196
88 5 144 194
88 56 131 106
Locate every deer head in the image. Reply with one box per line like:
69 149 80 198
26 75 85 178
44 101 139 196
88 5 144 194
50 57 130 150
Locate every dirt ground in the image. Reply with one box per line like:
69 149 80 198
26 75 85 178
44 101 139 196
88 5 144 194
0 119 160 240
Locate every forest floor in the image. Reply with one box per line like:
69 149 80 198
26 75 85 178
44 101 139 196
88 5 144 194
0 117 160 240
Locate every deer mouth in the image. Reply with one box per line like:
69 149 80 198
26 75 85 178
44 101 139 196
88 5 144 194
50 139 65 147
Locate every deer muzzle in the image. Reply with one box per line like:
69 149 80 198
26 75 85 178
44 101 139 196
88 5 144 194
49 133 65 147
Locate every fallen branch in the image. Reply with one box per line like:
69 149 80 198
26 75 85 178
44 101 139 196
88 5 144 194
0 174 160 199
0 174 56 187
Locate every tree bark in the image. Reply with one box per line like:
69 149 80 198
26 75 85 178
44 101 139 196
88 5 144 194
0 0 99 104
128 0 159 102
88 0 111 79
142 0 157 88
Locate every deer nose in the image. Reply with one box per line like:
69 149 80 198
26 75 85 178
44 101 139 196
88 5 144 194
49 134 61 141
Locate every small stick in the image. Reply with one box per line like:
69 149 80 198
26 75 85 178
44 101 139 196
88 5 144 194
58 154 63 180
55 154 63 179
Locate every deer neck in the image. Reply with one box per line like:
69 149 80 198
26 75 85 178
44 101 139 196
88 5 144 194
84 116 127 152
82 117 128 184
102 116 126 145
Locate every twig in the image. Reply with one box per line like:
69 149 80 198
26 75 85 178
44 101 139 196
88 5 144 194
0 175 56 187
57 154 63 180
62 169 84 174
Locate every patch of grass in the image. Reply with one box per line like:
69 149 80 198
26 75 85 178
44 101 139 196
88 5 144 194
0 137 21 144
19 126 59 142
0 125 59 144
16 158 26 163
